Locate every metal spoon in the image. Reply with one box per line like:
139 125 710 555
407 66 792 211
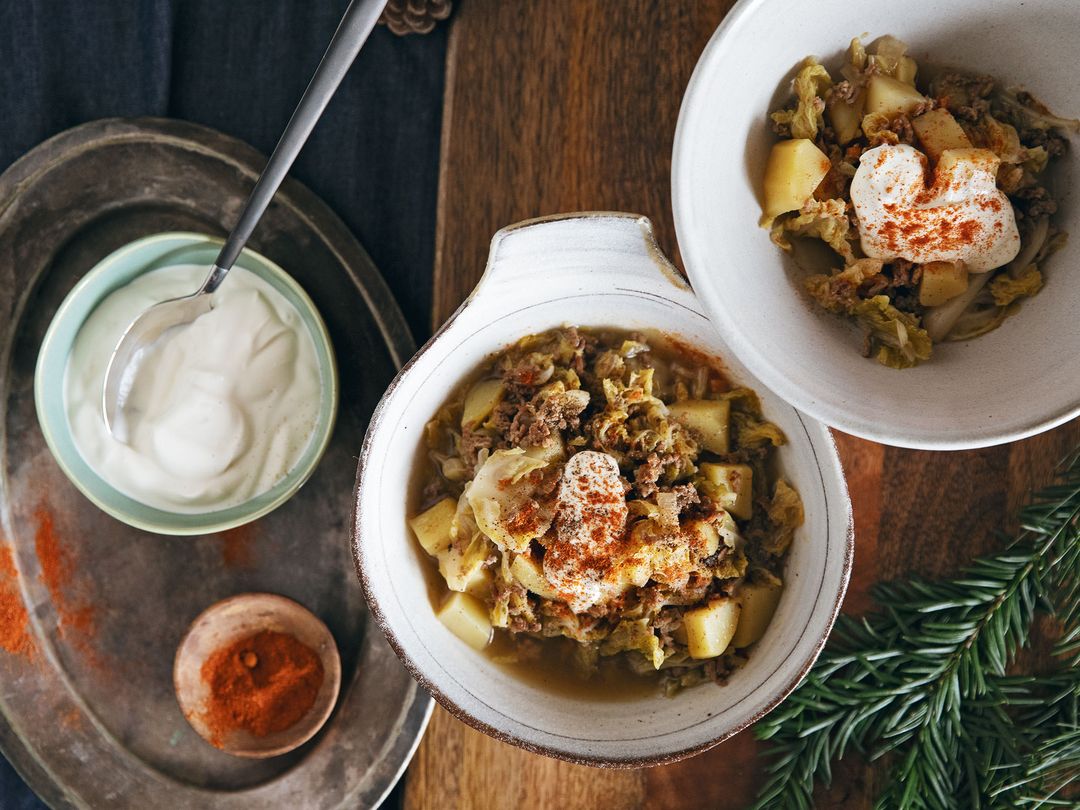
102 0 387 438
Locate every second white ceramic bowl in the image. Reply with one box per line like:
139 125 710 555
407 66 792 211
674 0 1080 449
353 213 852 766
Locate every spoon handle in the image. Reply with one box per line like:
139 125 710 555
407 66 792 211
203 0 388 293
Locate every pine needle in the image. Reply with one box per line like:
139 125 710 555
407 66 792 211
751 450 1080 810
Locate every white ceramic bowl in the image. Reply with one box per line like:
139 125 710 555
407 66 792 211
352 213 852 766
673 0 1080 450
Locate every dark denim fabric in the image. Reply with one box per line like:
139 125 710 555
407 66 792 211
0 2 445 806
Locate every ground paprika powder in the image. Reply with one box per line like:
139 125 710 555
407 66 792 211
199 629 324 747
0 545 32 658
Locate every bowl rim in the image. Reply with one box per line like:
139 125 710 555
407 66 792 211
351 210 854 767
670 0 1080 450
34 231 340 535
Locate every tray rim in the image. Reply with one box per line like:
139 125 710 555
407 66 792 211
0 116 429 809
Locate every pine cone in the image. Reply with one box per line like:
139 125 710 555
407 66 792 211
379 0 453 36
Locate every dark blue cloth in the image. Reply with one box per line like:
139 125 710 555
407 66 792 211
0 0 445 340
0 1 446 806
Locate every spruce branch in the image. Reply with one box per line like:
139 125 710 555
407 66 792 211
751 450 1080 810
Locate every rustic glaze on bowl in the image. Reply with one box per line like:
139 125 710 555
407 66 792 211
352 212 853 766
673 0 1080 449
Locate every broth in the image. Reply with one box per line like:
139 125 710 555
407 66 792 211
411 326 800 698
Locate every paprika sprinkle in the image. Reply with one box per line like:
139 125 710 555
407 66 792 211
199 630 324 747
34 507 96 640
0 545 33 658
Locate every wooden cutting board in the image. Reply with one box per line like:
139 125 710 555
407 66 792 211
407 2 1080 807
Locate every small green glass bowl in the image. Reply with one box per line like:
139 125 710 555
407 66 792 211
35 232 339 536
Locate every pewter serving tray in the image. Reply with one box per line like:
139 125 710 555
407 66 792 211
0 118 429 808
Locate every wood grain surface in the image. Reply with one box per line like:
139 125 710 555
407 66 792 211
407 2 1080 807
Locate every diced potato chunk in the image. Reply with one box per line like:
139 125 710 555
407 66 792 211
762 139 832 220
894 56 918 85
865 74 927 117
510 553 559 600
912 109 972 163
828 92 865 145
919 261 969 307
409 498 456 555
436 592 492 650
461 379 504 428
463 564 493 600
683 598 741 659
437 537 489 592
688 520 721 557
731 581 783 648
700 463 754 520
668 399 731 454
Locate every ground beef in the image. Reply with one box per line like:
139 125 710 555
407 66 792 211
653 607 683 651
887 259 921 289
814 143 853 201
859 273 890 298
633 452 678 498
954 100 990 122
487 400 516 438
507 389 589 448
1020 127 1069 158
889 289 922 314
670 483 700 512
816 275 861 311
829 80 858 104
636 586 668 613
909 98 936 118
459 426 492 473
562 326 591 375
496 580 542 634
934 72 995 121
884 114 914 145
1014 184 1058 219
501 353 555 395
508 614 542 634
657 573 712 607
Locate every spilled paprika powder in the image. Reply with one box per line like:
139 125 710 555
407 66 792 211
0 545 33 658
200 629 324 747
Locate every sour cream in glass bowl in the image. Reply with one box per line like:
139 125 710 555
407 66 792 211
36 232 338 535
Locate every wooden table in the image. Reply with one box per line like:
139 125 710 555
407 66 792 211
403 2 1079 807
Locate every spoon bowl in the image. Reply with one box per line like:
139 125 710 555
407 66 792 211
101 286 213 437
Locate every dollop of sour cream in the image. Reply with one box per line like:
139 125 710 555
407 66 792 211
851 144 1021 272
544 451 630 612
65 264 323 513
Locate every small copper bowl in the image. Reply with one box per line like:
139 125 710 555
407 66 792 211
174 593 342 758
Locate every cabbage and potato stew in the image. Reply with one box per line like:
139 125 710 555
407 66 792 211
409 327 803 695
762 35 1076 368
